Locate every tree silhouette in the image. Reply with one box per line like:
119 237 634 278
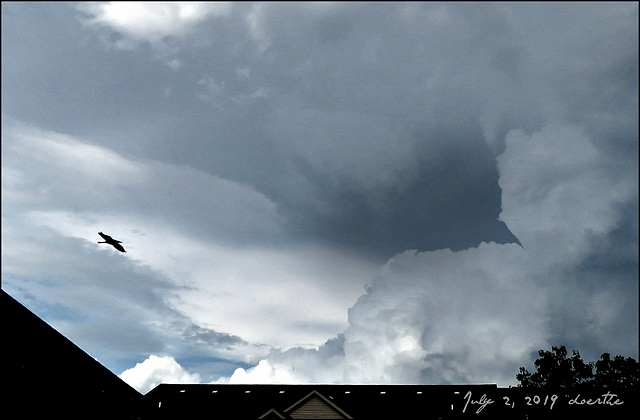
594 353 640 389
517 345 639 389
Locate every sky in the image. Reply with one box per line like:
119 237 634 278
1 2 638 394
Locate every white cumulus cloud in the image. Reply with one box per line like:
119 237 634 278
120 355 201 393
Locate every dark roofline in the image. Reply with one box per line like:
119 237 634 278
1 289 142 397
258 407 286 419
284 389 354 419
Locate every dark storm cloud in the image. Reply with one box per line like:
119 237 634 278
283 123 519 257
2 2 526 258
14 2 611 261
2 2 637 388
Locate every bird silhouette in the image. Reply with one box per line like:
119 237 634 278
98 232 126 253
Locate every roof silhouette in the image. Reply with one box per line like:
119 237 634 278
2 288 637 419
1 289 141 419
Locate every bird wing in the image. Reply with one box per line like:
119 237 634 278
99 232 113 241
99 232 126 252
112 242 126 253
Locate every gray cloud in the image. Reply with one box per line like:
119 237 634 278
3 2 528 256
2 2 637 387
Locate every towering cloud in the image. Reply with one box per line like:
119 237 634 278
225 123 638 386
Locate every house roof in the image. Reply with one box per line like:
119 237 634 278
143 382 640 419
284 389 353 419
258 407 286 419
1 289 142 419
143 383 496 419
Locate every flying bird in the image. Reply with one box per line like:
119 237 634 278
98 232 126 253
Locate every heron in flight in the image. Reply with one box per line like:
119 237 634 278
98 232 126 253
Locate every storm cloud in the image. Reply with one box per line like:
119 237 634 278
2 2 637 392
